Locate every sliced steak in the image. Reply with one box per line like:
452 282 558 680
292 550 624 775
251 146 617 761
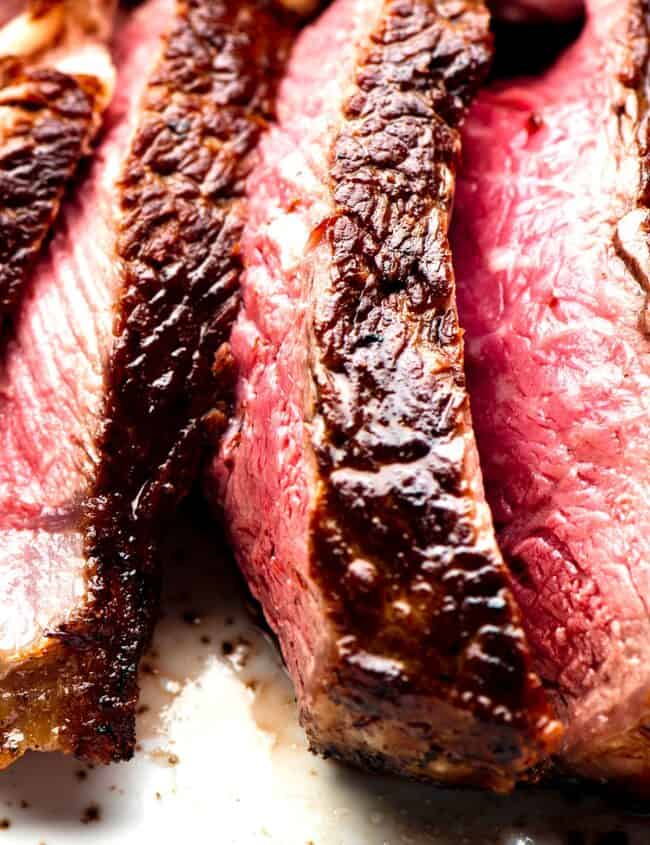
0 61 104 315
452 0 650 789
211 0 561 791
0 1 115 315
0 0 291 767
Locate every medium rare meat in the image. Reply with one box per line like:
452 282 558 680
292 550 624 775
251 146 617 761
0 0 291 767
211 0 561 791
0 63 104 315
0 1 115 314
452 0 650 789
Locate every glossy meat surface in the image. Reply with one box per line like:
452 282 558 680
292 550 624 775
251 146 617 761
0 0 288 767
213 0 561 791
0 0 169 767
453 0 650 789
84 0 293 757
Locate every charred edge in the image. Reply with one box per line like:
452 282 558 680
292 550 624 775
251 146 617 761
308 0 557 776
0 60 96 316
312 739 518 793
63 0 296 762
302 667 540 791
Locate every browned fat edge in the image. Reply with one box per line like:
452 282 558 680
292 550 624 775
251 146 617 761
45 0 295 763
0 59 99 315
307 0 561 788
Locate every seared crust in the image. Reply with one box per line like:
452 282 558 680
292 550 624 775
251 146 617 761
0 0 292 767
306 0 561 790
76 0 293 762
0 59 98 314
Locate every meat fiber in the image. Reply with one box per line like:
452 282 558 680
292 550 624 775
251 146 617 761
452 0 650 790
0 0 291 767
0 0 115 315
212 0 561 791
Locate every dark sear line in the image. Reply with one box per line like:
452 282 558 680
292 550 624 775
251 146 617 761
0 0 308 774
0 58 100 316
306 0 560 788
211 0 562 793
71 0 295 761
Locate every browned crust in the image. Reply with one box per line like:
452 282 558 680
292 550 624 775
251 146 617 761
305 0 561 790
0 58 98 314
0 0 293 768
71 0 294 763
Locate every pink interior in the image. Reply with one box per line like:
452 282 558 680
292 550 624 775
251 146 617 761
0 0 172 666
452 0 650 752
213 0 376 697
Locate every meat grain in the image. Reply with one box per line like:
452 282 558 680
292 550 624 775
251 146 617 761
0 0 115 315
453 0 650 791
0 0 291 767
212 0 561 791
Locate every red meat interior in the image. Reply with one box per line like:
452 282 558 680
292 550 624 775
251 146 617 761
0 0 172 666
452 0 650 773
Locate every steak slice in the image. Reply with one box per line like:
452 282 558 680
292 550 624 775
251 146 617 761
452 0 650 789
0 61 105 315
211 0 561 791
0 1 116 315
0 0 291 767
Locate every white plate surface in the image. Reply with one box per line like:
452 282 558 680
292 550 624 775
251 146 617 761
0 507 646 845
